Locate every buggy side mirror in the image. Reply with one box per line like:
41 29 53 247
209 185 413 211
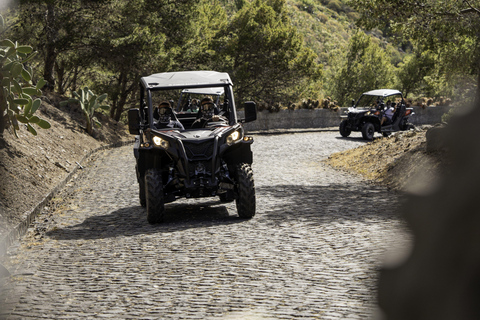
128 108 141 135
351 99 355 107
242 101 257 123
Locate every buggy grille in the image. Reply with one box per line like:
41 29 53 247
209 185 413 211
183 140 214 160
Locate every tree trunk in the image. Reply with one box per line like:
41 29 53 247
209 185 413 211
43 3 57 92
114 74 129 121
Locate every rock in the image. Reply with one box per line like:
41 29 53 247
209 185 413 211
425 124 448 152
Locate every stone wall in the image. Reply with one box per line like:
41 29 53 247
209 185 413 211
240 105 452 131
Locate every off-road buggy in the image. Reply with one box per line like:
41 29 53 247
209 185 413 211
128 71 257 224
339 89 415 140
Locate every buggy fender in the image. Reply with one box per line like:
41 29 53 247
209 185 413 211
222 141 253 166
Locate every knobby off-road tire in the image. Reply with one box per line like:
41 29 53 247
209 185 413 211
339 120 351 137
362 122 375 140
145 169 165 224
234 163 256 219
136 165 146 207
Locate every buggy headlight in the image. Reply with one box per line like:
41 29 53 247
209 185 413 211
152 136 169 149
227 130 242 145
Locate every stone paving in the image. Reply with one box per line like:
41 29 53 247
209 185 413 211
0 131 410 319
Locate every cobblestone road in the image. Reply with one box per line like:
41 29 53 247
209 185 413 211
0 131 410 319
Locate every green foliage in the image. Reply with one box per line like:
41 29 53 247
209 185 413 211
327 30 394 107
214 0 322 104
348 0 480 101
395 49 435 98
60 87 109 136
0 14 49 138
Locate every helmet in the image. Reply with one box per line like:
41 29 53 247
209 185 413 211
200 98 216 118
157 101 172 123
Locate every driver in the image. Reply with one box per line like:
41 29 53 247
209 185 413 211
154 101 185 130
190 97 227 128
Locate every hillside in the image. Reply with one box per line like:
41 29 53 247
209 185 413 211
0 93 131 241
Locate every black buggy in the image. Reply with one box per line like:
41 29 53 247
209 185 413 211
339 89 415 140
128 71 257 224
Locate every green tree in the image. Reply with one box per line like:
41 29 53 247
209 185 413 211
89 0 201 121
328 30 394 107
14 0 112 92
396 49 435 98
348 0 480 102
214 0 322 104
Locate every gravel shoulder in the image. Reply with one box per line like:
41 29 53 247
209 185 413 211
326 127 448 193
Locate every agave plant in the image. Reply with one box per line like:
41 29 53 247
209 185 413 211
60 87 109 136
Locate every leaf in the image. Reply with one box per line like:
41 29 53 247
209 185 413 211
27 123 37 136
0 39 15 48
21 68 32 82
24 99 32 116
16 46 33 54
13 98 29 105
15 115 29 123
23 87 40 96
99 104 110 110
12 79 23 94
36 78 46 90
37 119 51 129
29 115 40 124
31 98 41 114
11 62 23 78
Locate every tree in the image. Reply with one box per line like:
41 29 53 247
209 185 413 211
213 0 322 104
89 0 201 121
327 30 394 107
396 49 435 98
348 0 480 102
15 0 112 92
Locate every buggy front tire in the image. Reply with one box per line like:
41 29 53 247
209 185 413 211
136 165 146 207
234 163 256 219
339 120 351 137
362 122 375 141
145 169 165 224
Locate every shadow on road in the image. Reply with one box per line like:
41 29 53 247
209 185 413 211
46 183 403 241
255 183 403 225
335 136 383 142
46 200 244 240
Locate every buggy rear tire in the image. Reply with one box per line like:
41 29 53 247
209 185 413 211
145 169 165 224
362 122 375 140
234 163 256 219
339 120 351 137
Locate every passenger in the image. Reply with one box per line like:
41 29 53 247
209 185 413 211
191 97 227 128
381 100 396 125
154 101 185 130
